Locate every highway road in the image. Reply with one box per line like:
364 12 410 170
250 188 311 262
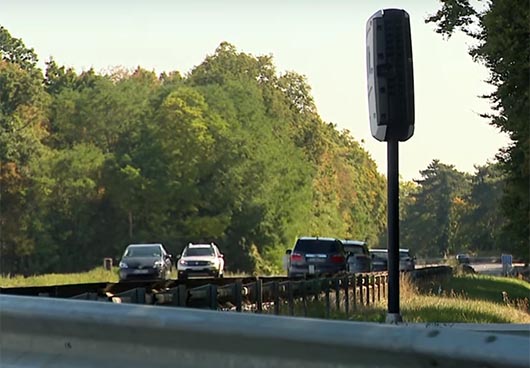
470 262 525 276
472 262 504 275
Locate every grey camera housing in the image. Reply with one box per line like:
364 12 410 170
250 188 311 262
366 9 414 142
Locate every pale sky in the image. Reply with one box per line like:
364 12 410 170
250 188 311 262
1 0 509 181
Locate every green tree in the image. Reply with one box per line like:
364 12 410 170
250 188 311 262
427 0 529 260
462 163 505 253
0 27 50 274
401 160 471 257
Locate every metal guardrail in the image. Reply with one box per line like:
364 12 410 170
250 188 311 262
1 294 528 368
0 267 455 318
0 273 392 315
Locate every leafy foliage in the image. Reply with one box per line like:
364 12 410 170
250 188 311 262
426 0 529 261
0 30 387 275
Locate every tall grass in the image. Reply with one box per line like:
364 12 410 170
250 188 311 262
0 267 119 287
284 274 530 323
398 274 530 323
438 273 530 305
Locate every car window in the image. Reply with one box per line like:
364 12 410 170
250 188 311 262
370 250 388 259
294 239 340 253
344 245 366 255
125 246 161 258
183 247 215 257
399 251 411 259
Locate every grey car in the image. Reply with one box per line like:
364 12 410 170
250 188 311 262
369 249 388 272
118 243 173 281
287 237 346 278
399 249 416 271
369 248 415 272
342 240 372 273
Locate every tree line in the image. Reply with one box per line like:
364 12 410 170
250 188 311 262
1 28 389 275
1 0 528 277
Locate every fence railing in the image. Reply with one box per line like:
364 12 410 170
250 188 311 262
0 267 454 317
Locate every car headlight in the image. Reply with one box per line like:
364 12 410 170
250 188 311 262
208 261 216 266
179 259 188 266
119 261 128 269
154 260 164 268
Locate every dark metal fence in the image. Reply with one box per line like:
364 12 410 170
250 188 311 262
0 266 453 318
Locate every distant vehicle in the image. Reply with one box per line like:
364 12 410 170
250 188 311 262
287 237 346 278
456 253 470 264
369 248 415 271
369 248 388 272
118 243 173 281
177 243 224 279
342 240 372 273
399 248 416 271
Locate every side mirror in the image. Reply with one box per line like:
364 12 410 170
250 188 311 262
285 249 292 256
219 254 224 258
176 254 181 260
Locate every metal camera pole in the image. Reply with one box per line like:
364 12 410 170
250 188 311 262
386 139 402 323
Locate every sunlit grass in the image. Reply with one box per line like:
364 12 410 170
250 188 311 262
294 274 530 323
375 275 528 323
438 273 530 305
0 267 119 287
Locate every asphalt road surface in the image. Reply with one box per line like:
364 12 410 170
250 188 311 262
471 262 503 275
471 262 524 276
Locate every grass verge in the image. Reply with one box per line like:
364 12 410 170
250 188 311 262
0 267 119 287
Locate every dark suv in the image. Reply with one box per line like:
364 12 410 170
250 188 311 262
287 237 346 278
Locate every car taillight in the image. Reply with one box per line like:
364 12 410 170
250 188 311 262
330 255 345 263
290 252 303 262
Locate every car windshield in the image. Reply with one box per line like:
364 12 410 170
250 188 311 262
400 251 411 259
124 246 161 258
183 247 215 257
294 239 340 253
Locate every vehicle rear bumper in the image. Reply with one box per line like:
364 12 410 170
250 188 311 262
288 264 345 277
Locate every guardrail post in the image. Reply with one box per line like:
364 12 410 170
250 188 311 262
302 280 308 317
169 285 187 307
313 279 320 302
352 274 357 310
359 276 364 306
234 280 242 312
287 281 294 316
383 274 387 299
208 284 218 310
366 275 371 306
371 275 376 304
178 284 187 307
324 279 330 319
272 281 280 315
255 279 263 313
377 275 381 302
334 278 340 312
343 276 349 315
